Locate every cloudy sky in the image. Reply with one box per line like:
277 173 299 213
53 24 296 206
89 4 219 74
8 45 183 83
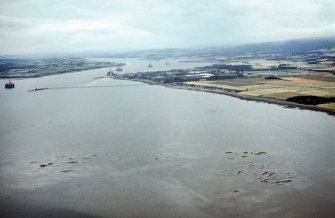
0 0 334 55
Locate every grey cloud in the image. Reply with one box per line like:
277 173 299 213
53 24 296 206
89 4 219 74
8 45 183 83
0 0 334 55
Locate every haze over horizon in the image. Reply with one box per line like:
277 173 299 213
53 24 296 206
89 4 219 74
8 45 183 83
0 0 335 55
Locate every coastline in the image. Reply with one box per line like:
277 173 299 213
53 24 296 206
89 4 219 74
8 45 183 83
0 66 113 79
122 78 335 116
4 68 334 115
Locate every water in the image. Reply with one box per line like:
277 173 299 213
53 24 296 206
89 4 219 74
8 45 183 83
0 59 335 218
90 57 215 73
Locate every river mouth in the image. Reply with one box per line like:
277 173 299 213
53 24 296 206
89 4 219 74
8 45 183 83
1 64 335 218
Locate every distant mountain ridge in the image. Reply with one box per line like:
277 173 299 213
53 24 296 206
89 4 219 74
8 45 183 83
231 37 335 55
109 37 335 59
1 37 334 59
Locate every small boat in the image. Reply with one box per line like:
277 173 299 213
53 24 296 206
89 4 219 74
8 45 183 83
5 80 15 89
148 64 153 68
116 67 123 72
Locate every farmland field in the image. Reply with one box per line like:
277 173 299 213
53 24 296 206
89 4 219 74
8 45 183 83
185 73 335 110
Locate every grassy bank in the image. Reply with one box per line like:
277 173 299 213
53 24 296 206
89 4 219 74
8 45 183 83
185 73 335 111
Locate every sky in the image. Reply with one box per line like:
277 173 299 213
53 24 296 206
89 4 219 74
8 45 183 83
0 0 334 55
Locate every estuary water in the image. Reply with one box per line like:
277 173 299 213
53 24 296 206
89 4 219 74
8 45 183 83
0 59 335 218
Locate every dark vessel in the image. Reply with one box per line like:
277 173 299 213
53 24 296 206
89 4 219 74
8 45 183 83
107 68 114 77
5 80 15 89
116 67 123 72
148 64 153 68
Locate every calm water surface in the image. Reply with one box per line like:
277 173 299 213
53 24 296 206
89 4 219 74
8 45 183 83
0 59 334 218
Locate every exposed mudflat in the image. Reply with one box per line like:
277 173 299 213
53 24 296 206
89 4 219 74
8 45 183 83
1 145 334 218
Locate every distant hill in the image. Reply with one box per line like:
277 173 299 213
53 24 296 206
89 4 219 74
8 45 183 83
2 37 334 59
229 37 335 55
108 37 335 59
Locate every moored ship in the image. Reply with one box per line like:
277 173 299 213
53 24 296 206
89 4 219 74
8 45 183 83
5 80 15 89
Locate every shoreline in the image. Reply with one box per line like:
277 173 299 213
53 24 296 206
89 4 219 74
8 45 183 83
0 66 116 80
122 78 335 116
4 68 334 115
